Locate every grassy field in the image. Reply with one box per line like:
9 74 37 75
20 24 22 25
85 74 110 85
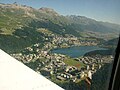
63 58 85 69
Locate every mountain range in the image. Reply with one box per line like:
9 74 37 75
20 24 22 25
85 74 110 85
0 3 120 53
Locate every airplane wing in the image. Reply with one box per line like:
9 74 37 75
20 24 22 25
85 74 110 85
0 49 64 90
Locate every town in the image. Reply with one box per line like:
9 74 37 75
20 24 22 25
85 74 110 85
11 33 114 84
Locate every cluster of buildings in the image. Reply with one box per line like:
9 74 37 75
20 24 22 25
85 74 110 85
10 33 114 84
38 30 99 49
11 40 114 84
49 35 99 48
76 55 114 75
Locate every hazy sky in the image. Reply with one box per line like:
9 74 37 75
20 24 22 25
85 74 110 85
0 0 120 24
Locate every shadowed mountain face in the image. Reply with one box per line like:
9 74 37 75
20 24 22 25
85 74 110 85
0 3 120 53
101 38 119 48
84 38 119 56
91 63 113 90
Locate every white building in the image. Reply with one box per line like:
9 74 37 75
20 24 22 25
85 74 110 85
87 70 92 80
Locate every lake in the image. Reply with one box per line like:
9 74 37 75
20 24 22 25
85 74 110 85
50 46 107 58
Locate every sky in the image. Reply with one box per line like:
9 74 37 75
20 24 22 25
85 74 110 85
0 0 120 24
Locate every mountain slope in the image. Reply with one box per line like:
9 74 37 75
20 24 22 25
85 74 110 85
0 3 120 35
0 3 120 53
91 63 113 90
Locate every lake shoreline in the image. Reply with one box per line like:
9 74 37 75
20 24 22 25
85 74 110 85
50 46 108 58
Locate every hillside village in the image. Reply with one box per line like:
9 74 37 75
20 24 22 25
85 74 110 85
0 3 118 89
11 34 114 84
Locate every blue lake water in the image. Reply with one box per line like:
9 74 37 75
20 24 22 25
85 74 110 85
50 46 107 58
